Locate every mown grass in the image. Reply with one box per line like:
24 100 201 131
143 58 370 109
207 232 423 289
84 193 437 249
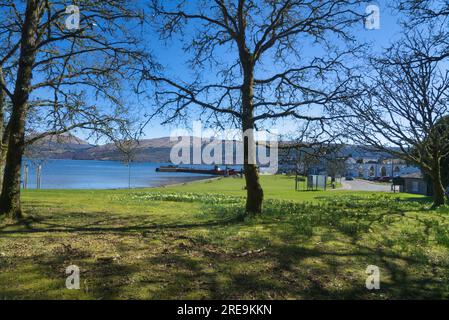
0 175 448 300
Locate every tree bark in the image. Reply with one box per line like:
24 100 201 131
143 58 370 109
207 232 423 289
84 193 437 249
0 67 5 192
430 155 446 207
0 0 41 219
244 162 264 214
0 131 7 195
241 54 263 215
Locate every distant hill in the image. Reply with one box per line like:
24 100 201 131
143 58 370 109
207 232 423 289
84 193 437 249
73 137 206 162
26 136 223 162
338 145 395 159
73 138 172 162
24 134 397 163
26 134 93 159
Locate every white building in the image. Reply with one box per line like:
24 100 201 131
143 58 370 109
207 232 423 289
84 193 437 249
345 158 421 179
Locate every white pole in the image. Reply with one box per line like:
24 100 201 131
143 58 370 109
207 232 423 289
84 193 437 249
37 164 42 189
128 161 131 189
24 165 28 189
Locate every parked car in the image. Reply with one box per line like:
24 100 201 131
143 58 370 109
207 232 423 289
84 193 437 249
345 176 354 181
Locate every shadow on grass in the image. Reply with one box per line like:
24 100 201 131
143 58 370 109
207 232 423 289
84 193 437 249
0 213 245 236
135 195 449 299
0 247 141 300
2 194 449 299
135 241 449 299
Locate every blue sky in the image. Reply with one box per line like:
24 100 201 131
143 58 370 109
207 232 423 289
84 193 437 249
65 1 405 142
133 1 403 140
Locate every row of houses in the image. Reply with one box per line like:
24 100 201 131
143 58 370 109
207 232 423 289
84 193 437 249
345 158 431 195
279 154 421 179
345 158 420 179
278 151 431 195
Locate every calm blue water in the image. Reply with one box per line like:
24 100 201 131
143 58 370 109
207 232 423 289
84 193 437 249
21 159 221 190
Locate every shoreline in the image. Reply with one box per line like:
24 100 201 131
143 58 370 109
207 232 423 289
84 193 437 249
22 175 224 191
20 159 237 190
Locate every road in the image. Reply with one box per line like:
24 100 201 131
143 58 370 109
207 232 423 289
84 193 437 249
340 179 392 192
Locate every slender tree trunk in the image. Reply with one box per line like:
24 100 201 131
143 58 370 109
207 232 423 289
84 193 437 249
431 156 446 207
241 56 263 215
0 0 41 219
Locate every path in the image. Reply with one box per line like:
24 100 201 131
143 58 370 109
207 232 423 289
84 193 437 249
339 179 392 192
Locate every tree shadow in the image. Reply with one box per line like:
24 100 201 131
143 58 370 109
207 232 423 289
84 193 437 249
0 211 245 236
2 194 449 299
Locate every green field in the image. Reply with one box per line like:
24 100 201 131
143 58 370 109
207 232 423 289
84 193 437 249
1 175 449 299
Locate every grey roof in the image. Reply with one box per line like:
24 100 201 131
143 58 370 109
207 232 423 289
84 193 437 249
401 172 424 179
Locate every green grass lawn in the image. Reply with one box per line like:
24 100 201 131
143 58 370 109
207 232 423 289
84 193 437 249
1 175 449 299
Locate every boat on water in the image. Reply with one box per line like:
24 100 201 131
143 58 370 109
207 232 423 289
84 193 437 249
156 165 240 176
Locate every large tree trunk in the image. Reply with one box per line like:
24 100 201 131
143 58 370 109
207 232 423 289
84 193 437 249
430 156 446 207
241 56 264 215
0 67 5 192
0 0 41 219
244 162 263 214
0 132 7 194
